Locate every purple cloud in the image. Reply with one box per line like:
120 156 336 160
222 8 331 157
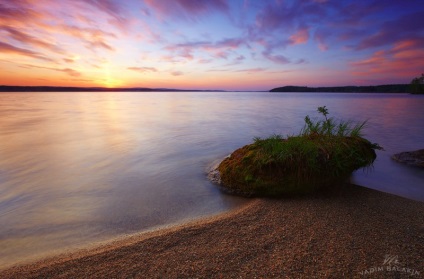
262 52 290 65
294 59 307 64
198 58 212 64
2 26 62 53
0 1 41 22
144 0 228 21
165 37 246 61
234 67 266 73
245 1 329 62
215 38 245 49
354 11 424 50
221 54 246 66
235 55 245 61
0 41 51 61
81 0 129 29
247 0 424 61
252 1 326 35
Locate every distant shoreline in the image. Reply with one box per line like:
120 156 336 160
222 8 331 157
0 85 227 93
0 84 414 93
270 84 410 93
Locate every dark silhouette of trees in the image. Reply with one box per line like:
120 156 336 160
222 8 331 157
409 74 424 94
270 84 409 93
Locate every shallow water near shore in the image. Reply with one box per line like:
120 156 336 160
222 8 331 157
0 91 423 268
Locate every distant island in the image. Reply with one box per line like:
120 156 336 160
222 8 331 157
270 84 409 93
0 85 226 92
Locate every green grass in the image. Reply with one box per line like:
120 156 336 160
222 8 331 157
217 106 382 197
300 106 367 137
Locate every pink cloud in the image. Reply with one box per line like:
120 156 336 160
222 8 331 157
58 25 117 40
289 27 309 45
350 38 424 80
49 25 117 52
314 29 330 51
88 40 115 52
214 51 229 60
1 0 121 57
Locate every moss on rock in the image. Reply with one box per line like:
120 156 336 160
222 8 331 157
214 106 382 197
217 135 378 197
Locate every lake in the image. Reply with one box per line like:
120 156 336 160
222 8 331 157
0 92 423 268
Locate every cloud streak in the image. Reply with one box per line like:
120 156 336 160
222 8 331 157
164 37 246 61
128 67 158 73
144 0 228 21
1 26 62 53
354 11 424 50
0 41 51 61
21 64 82 77
350 38 424 80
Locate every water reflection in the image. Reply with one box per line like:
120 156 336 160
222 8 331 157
0 92 423 268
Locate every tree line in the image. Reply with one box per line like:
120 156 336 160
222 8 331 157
409 74 424 94
270 74 424 94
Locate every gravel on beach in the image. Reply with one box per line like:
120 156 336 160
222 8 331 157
1 184 423 278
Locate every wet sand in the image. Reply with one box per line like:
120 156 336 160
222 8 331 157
1 184 423 278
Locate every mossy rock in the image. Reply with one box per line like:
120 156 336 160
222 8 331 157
217 135 377 197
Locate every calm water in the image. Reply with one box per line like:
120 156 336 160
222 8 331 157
0 92 423 268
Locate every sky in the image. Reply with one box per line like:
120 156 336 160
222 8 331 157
0 0 423 91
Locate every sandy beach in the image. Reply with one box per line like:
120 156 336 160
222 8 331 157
1 184 422 278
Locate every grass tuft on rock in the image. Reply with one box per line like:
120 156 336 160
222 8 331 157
217 106 383 197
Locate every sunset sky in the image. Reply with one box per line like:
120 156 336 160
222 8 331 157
1 0 423 91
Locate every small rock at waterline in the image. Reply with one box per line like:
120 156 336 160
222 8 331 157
392 149 424 168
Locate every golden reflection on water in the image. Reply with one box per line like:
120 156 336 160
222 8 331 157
0 92 250 269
